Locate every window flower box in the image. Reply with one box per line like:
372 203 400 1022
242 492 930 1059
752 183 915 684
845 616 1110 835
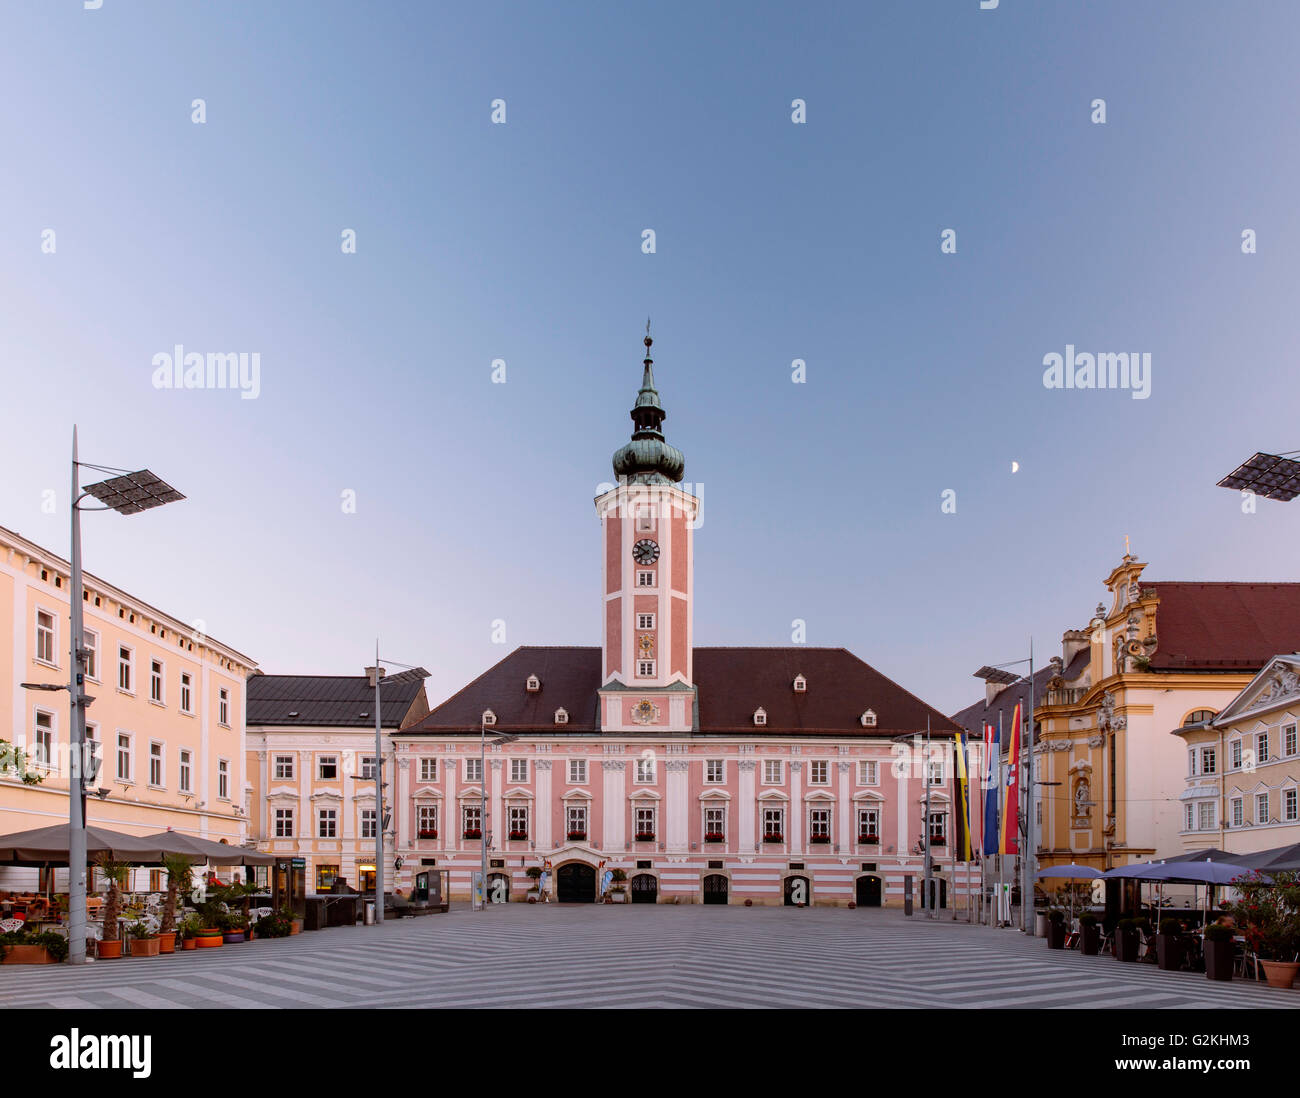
703 833 725 844
858 834 879 844
508 830 528 841
463 829 482 840
635 832 656 842
929 835 946 847
567 830 587 841
418 830 438 840
763 834 784 843
810 834 831 844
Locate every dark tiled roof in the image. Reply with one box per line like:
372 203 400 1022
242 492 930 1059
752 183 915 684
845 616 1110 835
1143 582 1300 670
247 669 428 728
406 646 960 736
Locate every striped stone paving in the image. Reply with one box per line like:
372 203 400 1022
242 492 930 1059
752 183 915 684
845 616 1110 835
1 905 1295 1009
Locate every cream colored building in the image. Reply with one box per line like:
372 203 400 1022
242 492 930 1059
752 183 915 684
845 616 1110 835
1175 654 1300 856
244 671 429 896
0 524 257 890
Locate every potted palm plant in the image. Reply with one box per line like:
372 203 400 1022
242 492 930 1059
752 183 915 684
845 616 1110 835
219 911 248 944
1079 913 1101 956
127 917 161 958
95 856 129 959
179 913 202 950
158 854 192 954
1232 869 1300 988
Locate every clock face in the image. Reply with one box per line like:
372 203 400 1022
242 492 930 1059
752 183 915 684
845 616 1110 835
632 539 660 565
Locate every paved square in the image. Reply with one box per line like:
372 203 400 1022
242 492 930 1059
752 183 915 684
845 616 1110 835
2 906 1294 1009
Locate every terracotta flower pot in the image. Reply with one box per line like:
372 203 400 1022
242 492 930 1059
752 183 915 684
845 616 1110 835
196 931 223 948
132 936 161 958
158 932 176 954
2 944 53 964
182 937 198 951
290 920 302 935
96 939 123 959
1260 960 1300 989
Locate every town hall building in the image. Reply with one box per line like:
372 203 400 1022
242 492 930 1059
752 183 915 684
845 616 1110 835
391 330 965 906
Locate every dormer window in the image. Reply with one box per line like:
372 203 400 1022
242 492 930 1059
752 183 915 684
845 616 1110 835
526 674 541 694
793 675 807 693
754 707 767 726
482 709 497 727
860 709 877 728
554 708 569 725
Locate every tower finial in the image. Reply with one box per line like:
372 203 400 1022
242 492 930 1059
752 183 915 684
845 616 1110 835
644 316 652 361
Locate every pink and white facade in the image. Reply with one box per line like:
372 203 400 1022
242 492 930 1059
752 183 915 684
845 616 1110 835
393 332 968 906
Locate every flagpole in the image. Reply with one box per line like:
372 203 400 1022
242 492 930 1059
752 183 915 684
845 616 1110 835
997 709 1005 926
923 716 932 918
1023 639 1035 934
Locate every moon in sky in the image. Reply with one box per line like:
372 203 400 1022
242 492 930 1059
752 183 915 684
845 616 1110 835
1011 461 1020 473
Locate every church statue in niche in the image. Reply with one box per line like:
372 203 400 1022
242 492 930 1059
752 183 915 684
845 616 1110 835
1072 777 1092 826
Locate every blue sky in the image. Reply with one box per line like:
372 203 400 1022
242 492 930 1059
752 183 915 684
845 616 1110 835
3 1 1300 716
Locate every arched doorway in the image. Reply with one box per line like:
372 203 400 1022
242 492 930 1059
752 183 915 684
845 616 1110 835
556 862 596 903
630 873 658 903
855 875 882 907
487 872 510 904
784 875 811 906
703 874 728 905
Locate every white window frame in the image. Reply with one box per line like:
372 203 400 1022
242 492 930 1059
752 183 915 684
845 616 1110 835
462 804 482 835
116 731 133 783
705 759 724 784
361 808 377 839
1257 731 1269 761
179 671 194 715
360 755 377 781
148 741 165 789
1185 803 1195 831
178 748 192 794
33 709 55 771
634 806 656 838
84 723 101 783
274 808 294 838
636 570 655 588
1199 746 1217 775
318 755 339 781
1197 800 1216 831
510 758 528 784
465 758 483 783
704 805 725 839
858 759 878 785
417 804 438 836
150 658 165 705
1231 797 1244 828
1257 792 1270 824
928 759 946 786
274 754 295 780
1285 787 1298 823
566 804 587 836
763 759 783 785
1286 724 1298 758
117 645 134 694
637 613 656 630
637 659 655 677
318 808 337 838
809 807 831 840
857 807 880 840
635 757 655 784
508 805 529 838
762 806 784 838
35 607 57 666
1231 738 1243 770
218 687 230 728
808 760 829 785
568 759 587 784
419 757 438 783
217 757 230 801
83 628 99 682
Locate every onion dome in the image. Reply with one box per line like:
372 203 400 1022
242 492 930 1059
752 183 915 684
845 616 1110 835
612 321 686 484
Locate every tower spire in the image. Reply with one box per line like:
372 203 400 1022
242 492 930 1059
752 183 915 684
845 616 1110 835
611 321 685 484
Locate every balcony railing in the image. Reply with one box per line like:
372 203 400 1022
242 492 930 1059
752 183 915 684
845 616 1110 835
1042 687 1087 707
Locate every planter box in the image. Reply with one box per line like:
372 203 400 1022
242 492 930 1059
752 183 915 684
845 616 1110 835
1205 939 1234 981
463 831 482 840
195 932 223 949
1081 925 1100 956
567 832 586 841
610 891 627 903
1045 921 1067 949
1114 931 1139 963
417 831 438 840
857 836 879 845
635 834 656 843
158 932 178 954
809 836 831 844
508 833 528 841
96 939 123 959
222 931 246 944
2 944 54 965
132 937 161 958
182 938 198 951
762 835 784 844
703 835 725 844
1156 935 1183 972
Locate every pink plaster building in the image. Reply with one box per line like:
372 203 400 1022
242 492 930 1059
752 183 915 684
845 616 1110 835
393 331 966 906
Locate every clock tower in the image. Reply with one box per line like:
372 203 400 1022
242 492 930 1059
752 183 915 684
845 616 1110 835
595 325 698 733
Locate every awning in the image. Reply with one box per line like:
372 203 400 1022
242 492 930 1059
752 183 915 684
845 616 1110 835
0 824 184 866
135 830 275 866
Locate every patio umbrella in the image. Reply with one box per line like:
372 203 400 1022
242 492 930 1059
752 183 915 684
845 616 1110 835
1235 843 1300 873
136 830 274 867
1036 865 1103 921
0 824 179 866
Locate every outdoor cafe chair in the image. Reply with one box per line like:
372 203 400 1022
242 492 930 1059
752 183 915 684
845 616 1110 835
0 918 24 934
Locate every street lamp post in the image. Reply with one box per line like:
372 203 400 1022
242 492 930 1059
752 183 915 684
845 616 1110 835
367 650 385 925
55 428 185 964
478 712 518 911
